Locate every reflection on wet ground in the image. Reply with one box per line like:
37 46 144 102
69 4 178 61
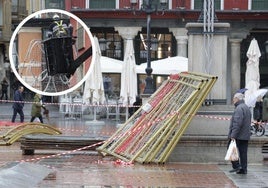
0 112 267 187
38 155 236 187
0 118 237 187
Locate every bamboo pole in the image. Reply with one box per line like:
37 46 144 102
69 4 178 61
132 115 178 163
159 77 217 163
134 79 202 163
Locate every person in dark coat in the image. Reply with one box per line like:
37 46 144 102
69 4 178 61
0 77 9 100
30 93 44 123
262 92 268 122
253 96 262 122
129 96 142 116
228 92 251 174
11 86 24 123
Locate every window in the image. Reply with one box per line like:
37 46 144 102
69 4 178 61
91 28 123 60
45 0 65 9
12 0 27 16
103 73 121 99
135 30 176 64
194 0 221 10
251 0 268 10
76 24 85 50
89 0 116 9
141 0 169 9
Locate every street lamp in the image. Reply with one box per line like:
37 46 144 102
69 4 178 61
264 41 268 54
264 41 268 61
131 0 167 94
99 38 107 55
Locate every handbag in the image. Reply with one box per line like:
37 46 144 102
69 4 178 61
225 140 239 161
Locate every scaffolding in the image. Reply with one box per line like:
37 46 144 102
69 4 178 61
97 72 217 164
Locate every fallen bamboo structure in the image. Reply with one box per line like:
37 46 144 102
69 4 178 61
97 72 217 164
0 122 62 145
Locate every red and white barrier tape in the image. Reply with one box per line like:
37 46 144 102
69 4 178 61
0 99 141 108
5 98 236 167
19 141 105 163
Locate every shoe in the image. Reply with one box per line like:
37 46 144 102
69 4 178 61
236 169 247 174
229 167 241 173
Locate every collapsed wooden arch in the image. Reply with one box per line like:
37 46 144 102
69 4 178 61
0 122 62 145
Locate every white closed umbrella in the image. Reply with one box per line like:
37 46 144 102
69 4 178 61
120 40 138 120
245 38 261 87
245 38 261 108
83 37 105 123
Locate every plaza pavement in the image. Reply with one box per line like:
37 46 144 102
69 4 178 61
0 101 268 187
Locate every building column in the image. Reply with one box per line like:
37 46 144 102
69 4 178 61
2 0 12 61
2 0 12 41
229 38 242 96
115 27 141 50
186 22 230 103
169 28 188 57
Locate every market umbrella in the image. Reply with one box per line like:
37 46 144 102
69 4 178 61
100 56 123 73
244 38 261 108
83 36 105 124
244 88 268 108
136 56 188 75
120 40 138 120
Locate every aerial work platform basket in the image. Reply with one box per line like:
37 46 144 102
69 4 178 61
43 36 92 76
43 36 74 76
97 72 217 164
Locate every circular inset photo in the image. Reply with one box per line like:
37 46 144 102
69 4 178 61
9 9 95 96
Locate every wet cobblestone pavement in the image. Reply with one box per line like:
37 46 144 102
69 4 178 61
0 143 237 187
39 159 236 187
0 103 268 187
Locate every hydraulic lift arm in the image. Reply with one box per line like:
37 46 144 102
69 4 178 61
69 46 92 75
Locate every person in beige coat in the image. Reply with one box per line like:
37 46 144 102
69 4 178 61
30 93 44 123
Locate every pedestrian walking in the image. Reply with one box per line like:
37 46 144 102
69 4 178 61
262 92 268 122
228 92 251 174
11 86 24 123
253 96 263 122
30 93 44 123
0 77 9 101
129 96 142 116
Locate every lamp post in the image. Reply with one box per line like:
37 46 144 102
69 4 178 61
99 38 107 56
131 0 167 94
265 41 268 54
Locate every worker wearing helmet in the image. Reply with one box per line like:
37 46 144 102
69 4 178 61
48 14 73 38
